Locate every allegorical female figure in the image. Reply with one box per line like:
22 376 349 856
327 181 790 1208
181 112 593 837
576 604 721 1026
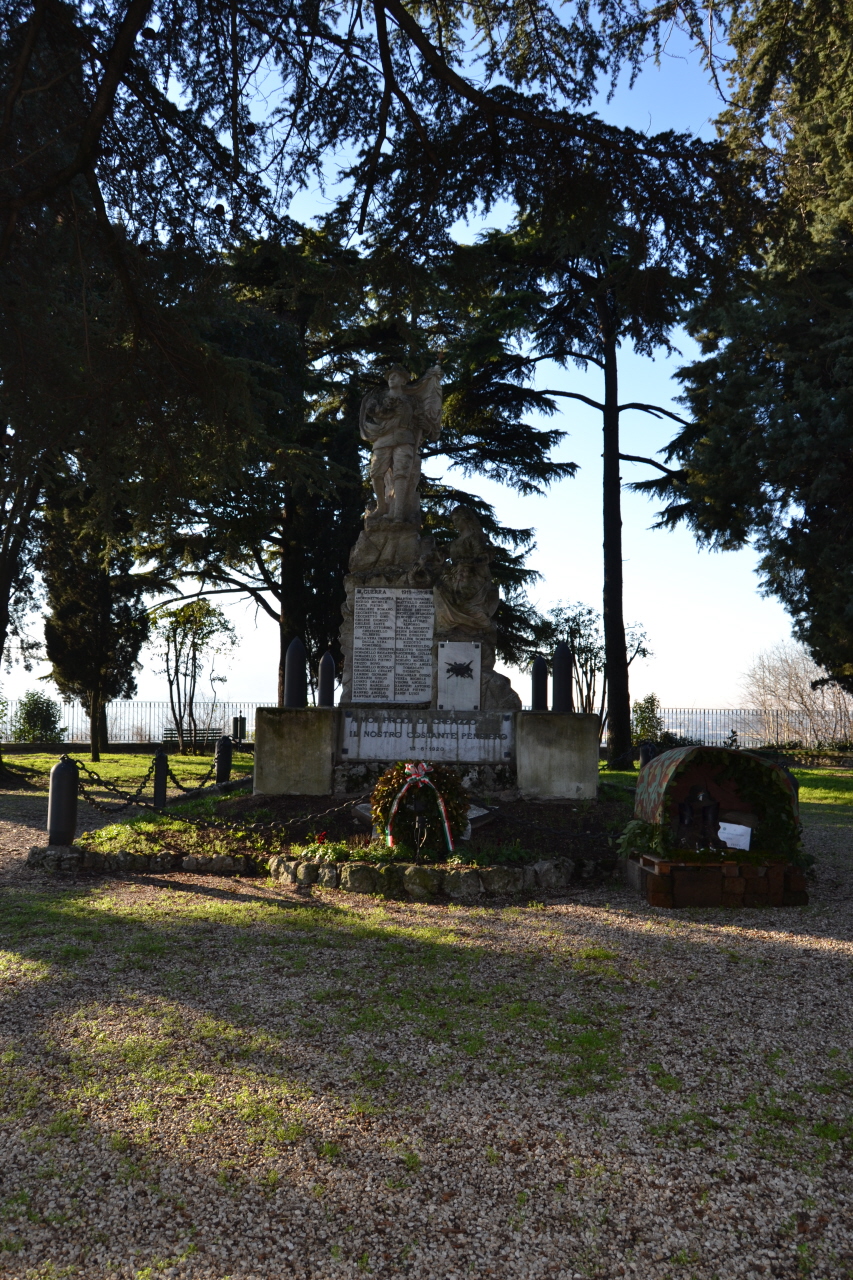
434 505 500 634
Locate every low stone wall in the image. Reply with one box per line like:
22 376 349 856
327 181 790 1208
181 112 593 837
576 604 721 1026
26 844 615 898
267 854 614 899
26 846 256 876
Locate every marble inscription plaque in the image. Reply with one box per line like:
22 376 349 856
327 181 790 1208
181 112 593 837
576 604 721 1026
437 641 481 711
352 587 433 703
340 708 514 763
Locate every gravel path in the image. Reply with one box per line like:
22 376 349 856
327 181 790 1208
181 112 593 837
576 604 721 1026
0 796 851 1280
0 785 123 883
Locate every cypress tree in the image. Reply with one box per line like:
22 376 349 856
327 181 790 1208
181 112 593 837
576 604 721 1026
40 497 151 762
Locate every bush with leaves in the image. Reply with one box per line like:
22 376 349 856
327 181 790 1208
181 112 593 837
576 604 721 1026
631 693 665 746
10 691 66 743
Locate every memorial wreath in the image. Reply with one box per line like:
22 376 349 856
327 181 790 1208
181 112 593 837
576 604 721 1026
371 762 469 859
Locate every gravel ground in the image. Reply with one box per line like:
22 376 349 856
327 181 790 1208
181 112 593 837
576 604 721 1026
0 791 851 1280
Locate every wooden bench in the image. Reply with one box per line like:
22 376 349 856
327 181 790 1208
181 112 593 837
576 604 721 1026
162 726 224 748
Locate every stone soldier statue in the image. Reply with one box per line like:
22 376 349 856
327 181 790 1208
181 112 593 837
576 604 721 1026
360 364 442 524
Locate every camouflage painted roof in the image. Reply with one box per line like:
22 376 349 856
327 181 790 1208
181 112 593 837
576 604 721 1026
634 746 799 826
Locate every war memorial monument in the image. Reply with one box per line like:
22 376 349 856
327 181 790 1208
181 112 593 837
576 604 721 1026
254 365 599 798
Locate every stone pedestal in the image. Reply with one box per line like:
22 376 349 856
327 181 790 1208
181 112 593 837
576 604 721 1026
515 712 600 800
254 708 337 795
254 706 599 799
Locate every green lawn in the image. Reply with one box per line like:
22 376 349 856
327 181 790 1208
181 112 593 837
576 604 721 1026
2 751 255 793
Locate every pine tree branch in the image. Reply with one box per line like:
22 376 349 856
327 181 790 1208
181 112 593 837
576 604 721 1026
358 3 394 234
0 0 47 149
619 453 685 478
0 0 154 224
381 0 585 141
540 389 605 412
618 401 691 426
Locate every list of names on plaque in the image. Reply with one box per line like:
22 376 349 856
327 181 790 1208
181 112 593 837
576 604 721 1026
352 587 433 703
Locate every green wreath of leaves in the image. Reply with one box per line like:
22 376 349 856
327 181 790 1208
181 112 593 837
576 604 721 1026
371 762 469 861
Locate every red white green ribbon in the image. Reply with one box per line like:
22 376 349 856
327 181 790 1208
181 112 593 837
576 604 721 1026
386 762 455 853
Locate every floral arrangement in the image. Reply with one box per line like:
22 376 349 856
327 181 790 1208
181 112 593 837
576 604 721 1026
370 762 469 861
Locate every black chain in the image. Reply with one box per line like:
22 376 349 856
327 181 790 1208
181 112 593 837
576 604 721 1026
71 754 218 807
71 755 372 836
149 790 373 836
77 782 158 815
166 758 216 793
71 756 156 802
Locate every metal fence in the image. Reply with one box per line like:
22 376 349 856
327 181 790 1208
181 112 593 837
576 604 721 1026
2 699 852 749
659 707 853 749
0 700 265 744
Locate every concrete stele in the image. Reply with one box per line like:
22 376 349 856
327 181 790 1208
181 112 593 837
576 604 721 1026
515 712 600 800
253 708 337 795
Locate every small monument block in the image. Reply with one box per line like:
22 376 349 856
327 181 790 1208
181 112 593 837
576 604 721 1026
254 708 337 795
516 712 600 800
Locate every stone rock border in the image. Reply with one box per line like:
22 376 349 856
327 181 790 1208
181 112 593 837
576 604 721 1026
264 855 614 899
25 845 616 898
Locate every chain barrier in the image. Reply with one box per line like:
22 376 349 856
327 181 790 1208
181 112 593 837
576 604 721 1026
144 790 374 837
71 752 217 810
166 758 216 793
71 755 157 802
70 750 372 838
77 782 159 816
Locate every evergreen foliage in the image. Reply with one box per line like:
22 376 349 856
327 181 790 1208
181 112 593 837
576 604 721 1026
170 232 575 693
631 694 664 746
10 691 65 744
40 496 151 762
356 133 732 762
640 0 853 691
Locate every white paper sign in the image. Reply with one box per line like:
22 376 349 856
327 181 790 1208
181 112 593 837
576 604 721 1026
718 821 752 851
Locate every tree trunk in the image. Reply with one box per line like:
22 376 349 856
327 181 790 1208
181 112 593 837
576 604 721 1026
0 613 7 779
89 692 101 763
277 550 287 709
599 307 633 768
276 500 307 707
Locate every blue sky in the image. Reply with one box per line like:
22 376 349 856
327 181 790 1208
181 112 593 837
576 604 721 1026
7 27 793 709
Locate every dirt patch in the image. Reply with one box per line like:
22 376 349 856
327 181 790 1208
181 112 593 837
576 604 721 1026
216 789 634 862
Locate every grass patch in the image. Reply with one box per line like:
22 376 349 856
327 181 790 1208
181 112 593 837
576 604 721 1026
6 751 254 791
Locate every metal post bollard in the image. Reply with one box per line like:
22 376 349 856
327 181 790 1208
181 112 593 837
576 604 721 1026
317 650 336 707
283 636 308 708
153 749 168 810
47 755 78 846
215 734 233 786
531 654 548 711
231 714 246 745
551 641 573 713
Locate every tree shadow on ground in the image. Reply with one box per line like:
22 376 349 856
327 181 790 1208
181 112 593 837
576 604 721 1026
1 878 851 1279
